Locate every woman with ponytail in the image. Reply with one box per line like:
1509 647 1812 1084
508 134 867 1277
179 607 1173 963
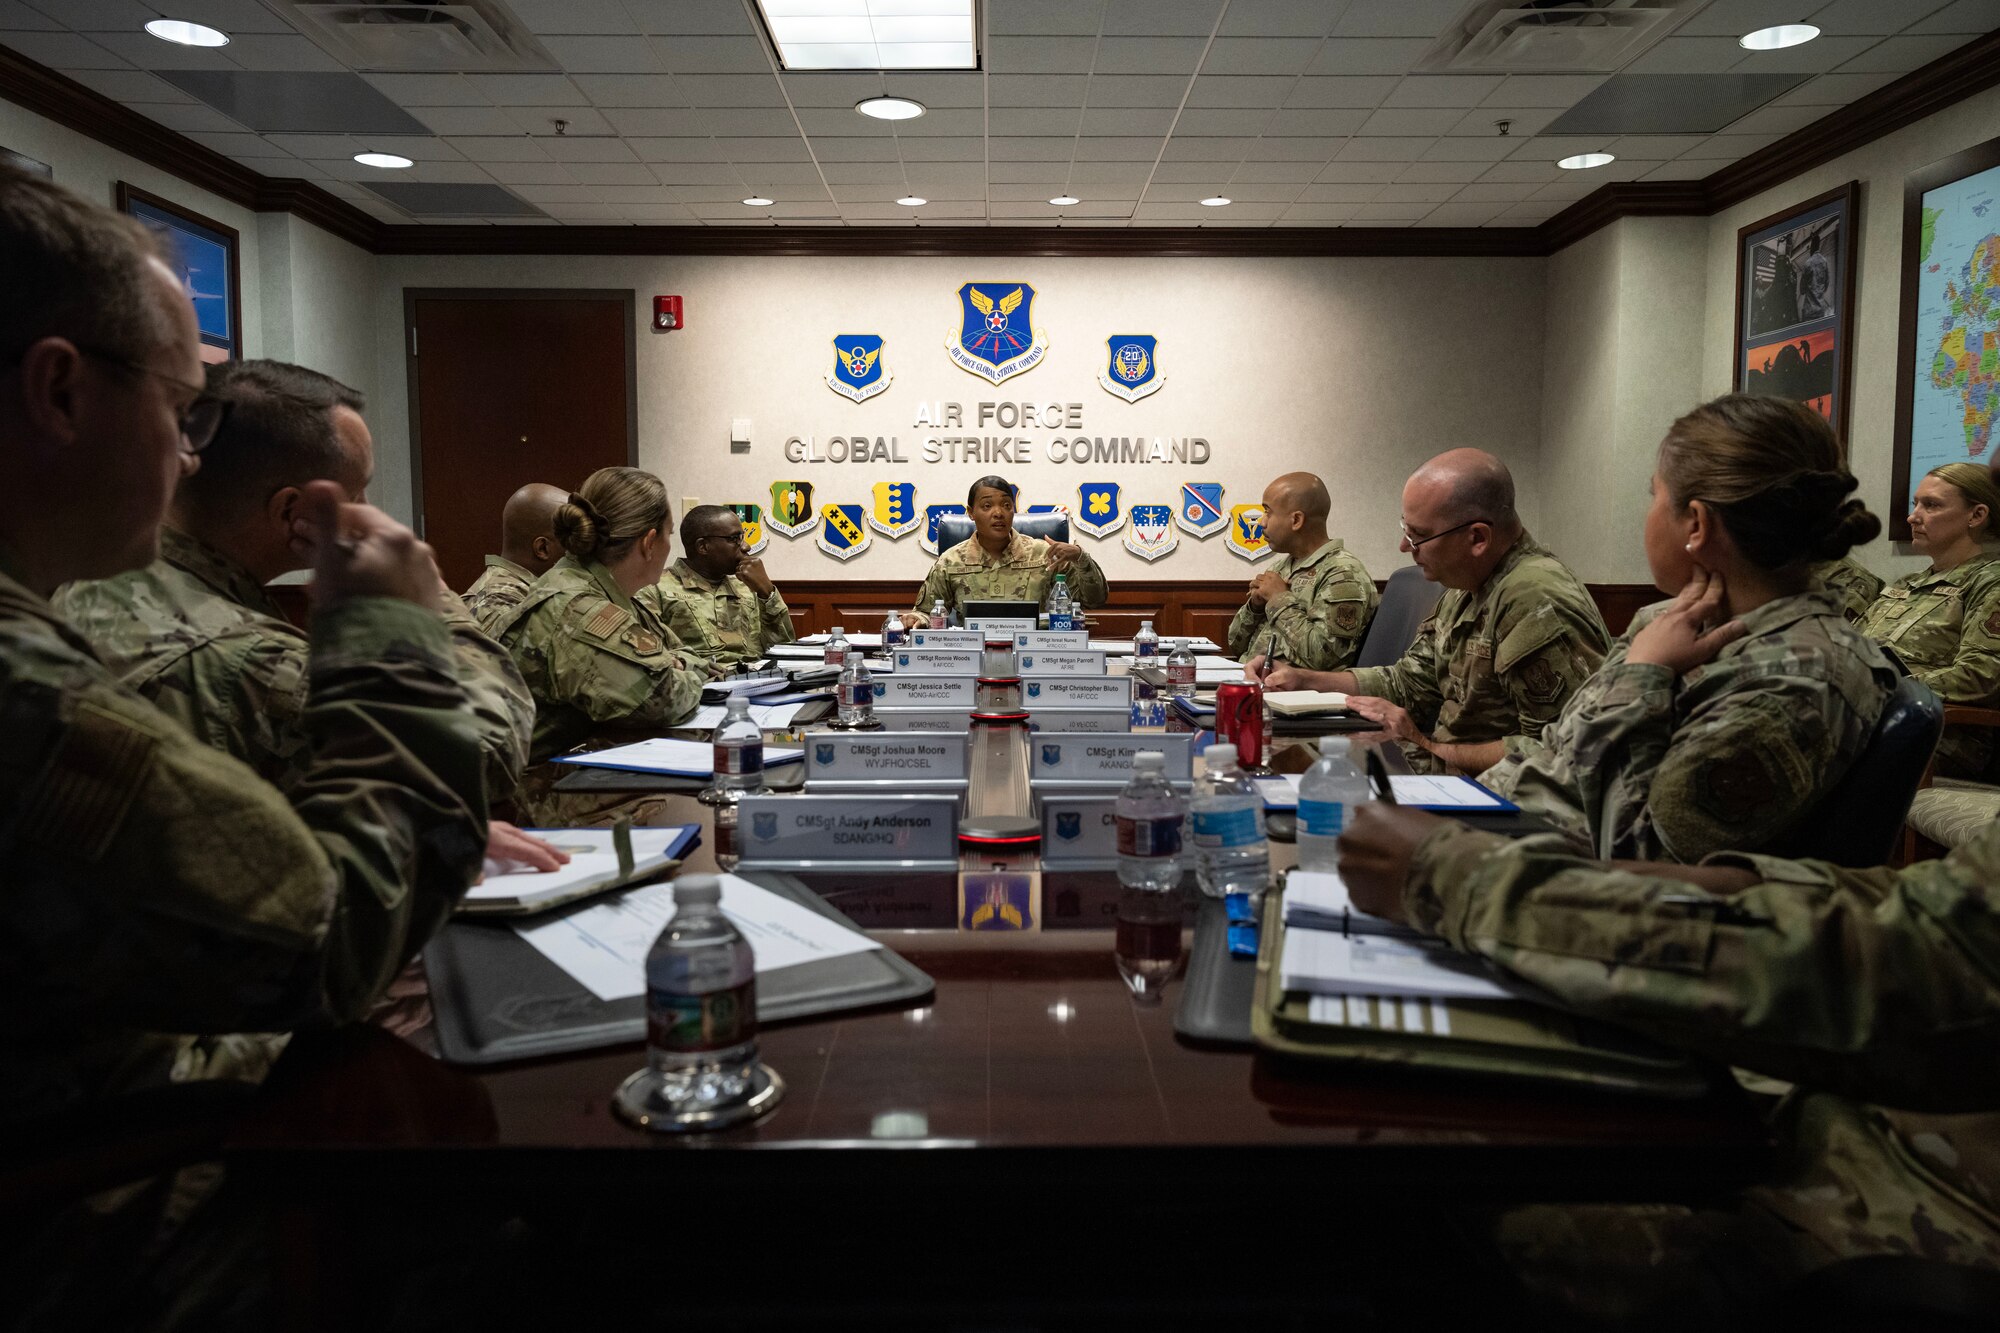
1859 460 2000 777
493 467 710 765
1477 393 1898 863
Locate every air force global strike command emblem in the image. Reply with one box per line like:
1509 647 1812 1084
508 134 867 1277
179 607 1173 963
946 281 1048 384
1098 334 1163 403
768 480 817 538
1180 482 1226 539
827 333 891 403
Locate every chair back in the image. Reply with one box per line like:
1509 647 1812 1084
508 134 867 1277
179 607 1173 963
935 511 1070 551
1772 676 1942 867
1355 565 1444 669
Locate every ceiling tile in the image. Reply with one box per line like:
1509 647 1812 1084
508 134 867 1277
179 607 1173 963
1266 107 1370 135
1772 70 1901 104
1449 181 1543 202
1090 75 1198 106
542 36 666 74
780 73 883 107
508 0 639 35
1479 160 1562 183
880 73 985 107
1187 75 1296 106
0 31 130 68
631 1 754 36
481 162 576 185
1231 161 1320 182
650 163 742 184
1349 201 1432 221
563 161 657 187
1605 134 1709 160
1307 38 1427 76
601 107 706 136
1640 158 1717 181
1420 136 1520 161
1447 106 1559 137
60 68 198 103
1912 0 2000 34
1333 0 1465 38
1080 107 1177 134
820 161 905 183
1509 134 1616 162
261 132 364 157
812 135 902 161
1417 202 1507 226
1731 34 1880 72
537 135 638 162
1093 36 1212 74
1810 0 1952 34
894 108 986 135
1219 0 1345 37
1335 135 1436 161
1357 107 1463 135
1627 37 1749 74
796 107 889 135
989 36 1097 73
1838 32 1975 71
1173 108 1274 135
1210 182 1305 202
1677 131 1783 158
1068 161 1154 184
988 182 1069 201
464 75 587 106
990 135 1078 160
1480 75 1607 107
1102 0 1225 37
504 106 617 137
134 103 246 134
736 161 824 183
901 136 987 160
1678 0 1833 36
627 138 727 162
989 74 1090 106
1395 159 1488 183
671 73 785 107
721 137 812 162
1313 160 1402 182
693 108 800 135
1161 135 1257 159
1075 136 1165 159
1722 102 1826 135
404 161 497 185
1374 182 1460 202
989 160 1071 181
616 205 698 222
990 107 1081 135
413 106 527 137
1285 76 1397 107
1245 136 1342 160
651 35 772 73
988 0 1104 36
1151 161 1239 182
219 35 348 73
1200 38 1325 75
362 74 487 106
1290 184 1382 204
1382 74 1505 107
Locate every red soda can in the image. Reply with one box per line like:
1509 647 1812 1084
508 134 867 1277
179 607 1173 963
1214 680 1264 768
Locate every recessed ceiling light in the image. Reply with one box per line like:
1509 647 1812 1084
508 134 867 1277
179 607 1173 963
1049 195 1080 206
757 1 975 71
896 195 926 206
1557 152 1616 170
742 196 774 206
856 96 926 121
1200 196 1231 207
144 19 229 47
1740 24 1819 51
353 152 413 169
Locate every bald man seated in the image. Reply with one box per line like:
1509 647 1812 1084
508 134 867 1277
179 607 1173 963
639 504 796 669
1257 449 1610 774
1227 471 1378 670
466 481 566 632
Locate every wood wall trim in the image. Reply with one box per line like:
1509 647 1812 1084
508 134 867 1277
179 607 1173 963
4 28 1997 260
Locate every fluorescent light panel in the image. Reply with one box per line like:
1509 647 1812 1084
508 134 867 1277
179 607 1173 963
757 1 976 70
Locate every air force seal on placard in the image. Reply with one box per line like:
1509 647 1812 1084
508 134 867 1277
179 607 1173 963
946 281 1047 384
1074 481 1124 538
868 480 920 539
1098 334 1163 403
814 742 835 766
753 811 778 842
728 502 768 555
1124 504 1178 561
1180 482 1226 538
1227 503 1273 561
921 503 965 556
816 503 871 560
768 480 817 538
827 333 891 403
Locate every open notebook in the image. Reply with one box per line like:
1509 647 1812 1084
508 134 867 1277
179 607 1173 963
460 825 700 916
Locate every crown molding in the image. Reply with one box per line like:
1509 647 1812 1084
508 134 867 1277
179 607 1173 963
4 27 1999 260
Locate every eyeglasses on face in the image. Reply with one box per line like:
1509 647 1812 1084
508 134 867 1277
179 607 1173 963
71 344 231 453
1399 516 1490 550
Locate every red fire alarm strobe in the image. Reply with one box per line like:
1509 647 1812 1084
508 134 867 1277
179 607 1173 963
653 295 683 331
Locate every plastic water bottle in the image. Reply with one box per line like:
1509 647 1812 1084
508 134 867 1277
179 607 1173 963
882 608 906 648
706 694 766 799
824 624 849 667
1297 735 1371 872
642 875 760 1109
1166 638 1196 698
837 648 875 727
930 599 948 630
1130 662 1162 728
1133 619 1160 659
1115 751 1185 891
1048 574 1074 631
1191 743 1269 899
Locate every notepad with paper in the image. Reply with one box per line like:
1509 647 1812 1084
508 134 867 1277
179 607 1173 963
552 736 803 776
1254 772 1516 812
460 825 699 915
1263 690 1350 716
1282 870 1423 940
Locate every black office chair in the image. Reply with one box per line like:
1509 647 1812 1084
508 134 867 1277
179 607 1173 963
1354 564 1444 669
934 510 1071 551
1771 675 1942 867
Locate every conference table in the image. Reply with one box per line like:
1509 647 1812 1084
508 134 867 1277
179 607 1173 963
226 652 1771 1326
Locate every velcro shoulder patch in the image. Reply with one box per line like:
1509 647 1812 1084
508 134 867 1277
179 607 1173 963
17 699 162 862
582 601 632 642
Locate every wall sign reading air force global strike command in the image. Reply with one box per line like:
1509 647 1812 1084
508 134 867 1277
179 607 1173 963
826 333 891 403
947 282 1048 384
783 401 1210 466
1098 335 1164 403
815 502 871 560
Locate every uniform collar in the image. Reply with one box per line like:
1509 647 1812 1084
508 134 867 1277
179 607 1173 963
669 557 737 593
485 554 535 582
1278 537 1344 575
1916 550 2000 585
161 527 284 617
1722 587 1843 643
0 560 102 659
966 529 1038 566
553 553 638 612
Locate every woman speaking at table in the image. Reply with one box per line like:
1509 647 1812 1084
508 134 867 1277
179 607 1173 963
900 475 1107 629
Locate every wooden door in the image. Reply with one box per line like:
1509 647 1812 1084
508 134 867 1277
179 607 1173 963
407 290 635 591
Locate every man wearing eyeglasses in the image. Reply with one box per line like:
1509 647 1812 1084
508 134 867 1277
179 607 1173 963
1256 448 1609 773
640 503 795 670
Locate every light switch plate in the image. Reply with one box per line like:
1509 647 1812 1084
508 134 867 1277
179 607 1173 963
730 418 752 451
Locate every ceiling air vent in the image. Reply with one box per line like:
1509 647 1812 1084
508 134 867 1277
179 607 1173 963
1414 0 1701 75
275 1 558 72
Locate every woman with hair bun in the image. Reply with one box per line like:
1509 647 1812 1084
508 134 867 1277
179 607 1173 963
1476 393 1898 863
492 466 710 764
1859 460 2000 777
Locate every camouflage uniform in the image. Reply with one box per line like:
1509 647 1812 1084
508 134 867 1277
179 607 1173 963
1226 537 1378 671
1346 533 1610 774
639 557 796 669
1810 556 1882 624
909 530 1108 619
464 554 535 634
1482 589 1897 863
1401 818 2000 1318
491 554 709 764
55 528 534 802
1860 551 2000 777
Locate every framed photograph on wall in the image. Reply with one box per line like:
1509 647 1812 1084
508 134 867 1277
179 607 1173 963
116 182 240 364
2 146 51 178
1733 181 1859 449
1893 134 2000 542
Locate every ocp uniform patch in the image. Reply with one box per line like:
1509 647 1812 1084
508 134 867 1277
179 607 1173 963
1694 750 1779 825
1519 654 1564 704
1983 608 2000 637
582 602 631 642
621 626 663 656
1333 602 1363 633
16 699 161 862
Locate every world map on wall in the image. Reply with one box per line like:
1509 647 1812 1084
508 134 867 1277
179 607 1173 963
1912 161 2000 466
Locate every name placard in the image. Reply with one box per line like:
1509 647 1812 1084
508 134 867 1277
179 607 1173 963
736 792 959 865
1013 630 1090 651
1031 732 1194 785
807 732 967 786
911 628 983 648
1040 794 1119 863
1025 707 1131 733
1016 650 1107 676
967 617 1037 635
874 706 973 731
893 647 984 673
873 674 978 705
1023 676 1130 706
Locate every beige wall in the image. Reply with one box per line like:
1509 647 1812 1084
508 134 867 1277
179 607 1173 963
370 251 1548 583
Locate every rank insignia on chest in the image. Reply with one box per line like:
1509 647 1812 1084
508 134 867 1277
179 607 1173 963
1098 334 1164 403
827 333 891 403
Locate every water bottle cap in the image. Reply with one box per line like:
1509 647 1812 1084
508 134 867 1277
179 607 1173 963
724 693 749 712
1140 620 1153 629
831 625 844 635
1319 735 1350 757
843 648 859 663
1207 742 1237 768
1133 751 1165 772
673 874 722 907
